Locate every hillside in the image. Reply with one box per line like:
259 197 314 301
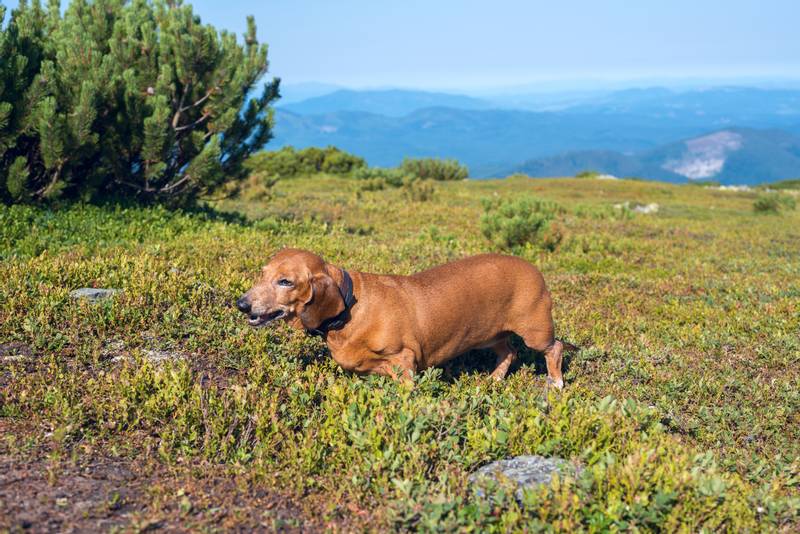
511 128 800 184
2 175 799 530
273 107 711 177
272 87 800 181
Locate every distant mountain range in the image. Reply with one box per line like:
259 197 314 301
270 86 800 184
509 128 800 184
279 89 491 117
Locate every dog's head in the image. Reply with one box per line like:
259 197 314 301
236 248 346 331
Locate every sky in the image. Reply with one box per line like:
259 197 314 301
4 0 800 91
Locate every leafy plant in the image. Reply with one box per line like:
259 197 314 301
246 146 365 178
0 0 278 204
402 178 436 202
400 157 469 181
753 193 796 213
352 166 407 187
480 196 565 250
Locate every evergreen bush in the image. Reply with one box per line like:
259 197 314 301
0 0 278 205
245 146 365 178
480 196 565 250
400 157 468 181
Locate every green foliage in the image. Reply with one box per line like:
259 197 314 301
0 0 278 204
246 146 365 178
400 157 469 181
753 192 797 213
575 170 600 179
402 178 436 202
352 166 407 188
1 176 799 530
758 179 800 190
481 196 565 250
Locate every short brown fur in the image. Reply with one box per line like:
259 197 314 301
239 248 573 387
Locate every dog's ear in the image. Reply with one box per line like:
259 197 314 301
299 266 345 331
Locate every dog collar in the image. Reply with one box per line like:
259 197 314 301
306 269 356 337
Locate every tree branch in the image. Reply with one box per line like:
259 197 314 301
159 174 191 193
174 112 211 132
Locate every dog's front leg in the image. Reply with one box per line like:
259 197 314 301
370 349 417 383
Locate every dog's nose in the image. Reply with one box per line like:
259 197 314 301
236 297 251 313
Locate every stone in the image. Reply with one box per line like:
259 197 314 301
632 203 659 214
69 288 120 302
469 455 580 500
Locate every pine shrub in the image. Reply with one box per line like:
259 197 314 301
246 146 365 178
753 193 796 213
480 196 566 250
0 0 278 205
400 157 469 181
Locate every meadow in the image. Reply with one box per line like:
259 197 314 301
1 175 798 532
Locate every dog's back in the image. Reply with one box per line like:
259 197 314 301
380 254 552 367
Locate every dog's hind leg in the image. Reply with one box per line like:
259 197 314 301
489 339 518 381
519 326 564 389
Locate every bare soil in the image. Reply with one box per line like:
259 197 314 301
0 420 357 533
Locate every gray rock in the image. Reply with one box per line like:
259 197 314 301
70 288 120 302
469 455 580 500
632 202 659 214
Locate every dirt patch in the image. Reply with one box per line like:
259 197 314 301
0 420 353 532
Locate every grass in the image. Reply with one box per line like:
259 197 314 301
1 175 799 531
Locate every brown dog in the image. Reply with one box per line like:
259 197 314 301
237 248 573 387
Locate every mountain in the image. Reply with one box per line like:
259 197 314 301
570 87 800 124
270 86 800 182
279 89 491 117
509 128 800 184
273 106 745 177
277 82 344 105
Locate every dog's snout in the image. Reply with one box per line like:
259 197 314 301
236 296 251 314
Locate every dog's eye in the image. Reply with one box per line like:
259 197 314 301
277 278 293 287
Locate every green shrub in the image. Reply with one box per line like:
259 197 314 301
352 166 407 188
480 196 565 250
246 146 365 178
0 1 278 205
575 170 600 179
400 157 469 181
758 179 800 190
402 178 436 202
753 193 796 213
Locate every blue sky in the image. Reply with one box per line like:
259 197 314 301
4 0 800 90
195 0 800 90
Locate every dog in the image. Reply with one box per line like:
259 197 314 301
237 248 575 387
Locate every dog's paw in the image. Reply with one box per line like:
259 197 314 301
547 377 564 390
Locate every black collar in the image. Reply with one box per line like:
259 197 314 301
306 269 356 337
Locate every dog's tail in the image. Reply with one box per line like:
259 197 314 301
558 339 580 352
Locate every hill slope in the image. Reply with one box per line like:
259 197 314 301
510 128 800 184
272 87 800 181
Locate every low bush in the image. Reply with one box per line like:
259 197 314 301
400 157 469 181
352 166 407 187
402 178 436 202
753 193 797 213
246 146 365 178
480 196 565 250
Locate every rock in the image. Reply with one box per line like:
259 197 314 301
69 288 120 302
632 203 659 214
0 342 36 363
595 174 619 180
469 455 580 500
141 349 183 363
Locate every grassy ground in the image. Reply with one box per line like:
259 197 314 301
1 175 798 531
